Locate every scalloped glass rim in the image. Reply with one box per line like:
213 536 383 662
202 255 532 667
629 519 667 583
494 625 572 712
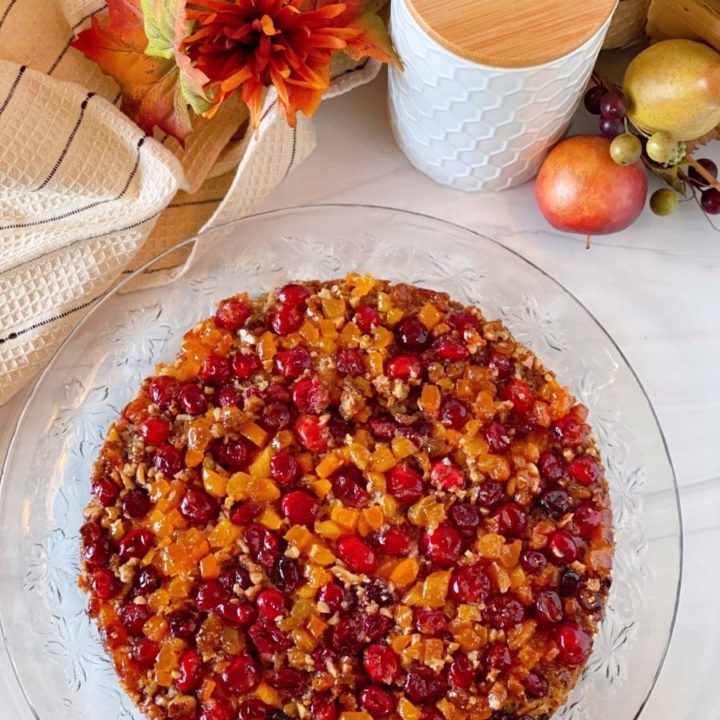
0 204 682 720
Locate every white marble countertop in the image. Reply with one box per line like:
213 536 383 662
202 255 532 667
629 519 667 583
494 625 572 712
1 67 718 718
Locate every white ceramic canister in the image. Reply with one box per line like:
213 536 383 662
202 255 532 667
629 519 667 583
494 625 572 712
388 0 618 192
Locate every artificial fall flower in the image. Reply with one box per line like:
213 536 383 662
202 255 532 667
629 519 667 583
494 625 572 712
184 0 400 128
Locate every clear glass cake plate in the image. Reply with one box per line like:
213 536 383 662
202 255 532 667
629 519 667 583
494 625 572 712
0 205 681 720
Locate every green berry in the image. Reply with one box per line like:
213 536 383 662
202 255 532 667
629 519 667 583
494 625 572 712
650 188 679 216
646 132 681 165
610 133 643 165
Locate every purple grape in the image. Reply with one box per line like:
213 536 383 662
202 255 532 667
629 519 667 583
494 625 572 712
599 117 625 139
600 91 627 120
689 159 719 188
701 188 720 214
583 86 604 115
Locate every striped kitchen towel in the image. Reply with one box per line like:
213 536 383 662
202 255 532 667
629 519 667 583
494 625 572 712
0 0 379 405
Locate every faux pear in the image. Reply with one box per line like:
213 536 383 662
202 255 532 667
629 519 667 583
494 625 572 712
624 39 720 141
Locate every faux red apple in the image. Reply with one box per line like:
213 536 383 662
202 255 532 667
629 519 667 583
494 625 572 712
535 136 647 236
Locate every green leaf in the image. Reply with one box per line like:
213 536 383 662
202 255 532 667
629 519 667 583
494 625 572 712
141 0 184 59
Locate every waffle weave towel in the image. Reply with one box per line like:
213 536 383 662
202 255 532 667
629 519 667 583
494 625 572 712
0 0 378 405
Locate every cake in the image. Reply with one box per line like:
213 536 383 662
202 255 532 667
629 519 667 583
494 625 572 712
79 275 613 720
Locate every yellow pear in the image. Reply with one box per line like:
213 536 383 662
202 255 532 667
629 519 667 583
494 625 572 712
624 39 720 141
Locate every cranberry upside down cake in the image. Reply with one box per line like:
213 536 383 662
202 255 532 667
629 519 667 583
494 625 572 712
80 275 613 720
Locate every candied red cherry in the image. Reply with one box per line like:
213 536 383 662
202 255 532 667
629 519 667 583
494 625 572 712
274 347 312 379
149 375 180 409
449 653 475 689
476 481 505 508
535 589 564 625
420 526 463 567
271 555 302 592
133 566 161 596
317 583 345 613
249 617 292 655
484 421 511 453
569 455 601 486
450 563 491 603
215 297 252 330
272 305 304 335
336 347 365 377
493 502 528 537
236 699 268 720
331 466 368 508
385 354 423 380
520 549 547 574
488 350 515 380
123 488 150 518
556 623 592 665
547 530 579 563
372 525 412 556
139 417 169 445
485 642 512 672
430 459 465 490
244 523 280 567
270 450 300 487
168 609 200 639
447 310 480 336
230 500 261 525
92 476 119 506
337 535 376 574
232 350 262 379
199 354 232 385
83 534 112 569
448 502 480 533
180 487 219 526
268 667 308 694
484 595 525 629
91 568 120 600
213 438 251 470
364 617 393 644
575 504 602 537
196 579 228 611
217 601 255 626
415 608 447 636
553 415 588 447
153 443 184 477
525 671 549 698
404 664 448 704
363 644 401 684
262 401 293 431
311 693 338 720
118 527 155 561
178 383 208 415
176 649 203 692
432 334 469 361
439 397 469 430
280 490 320 526
219 562 251 592
360 686 395 718
132 637 159 667
500 378 535 414
386 465 424 506
200 700 235 720
222 652 259 692
538 450 568 483
355 304 380 332
292 376 329 414
217 384 242 407
276 283 310 307
295 414 329 452
119 601 152 634
368 415 397 440
537 489 571 520
397 316 430 350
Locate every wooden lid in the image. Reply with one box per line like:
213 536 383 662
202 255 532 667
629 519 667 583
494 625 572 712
406 0 618 68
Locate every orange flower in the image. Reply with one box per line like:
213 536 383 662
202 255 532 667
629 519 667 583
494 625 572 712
184 0 399 128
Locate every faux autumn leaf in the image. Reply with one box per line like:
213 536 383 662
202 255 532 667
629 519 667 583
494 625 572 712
71 0 208 142
183 0 401 129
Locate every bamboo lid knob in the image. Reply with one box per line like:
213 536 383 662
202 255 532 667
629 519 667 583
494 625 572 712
406 0 619 68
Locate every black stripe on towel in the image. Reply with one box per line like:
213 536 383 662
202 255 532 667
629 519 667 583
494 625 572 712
0 0 19 32
35 92 95 191
0 136 146 231
48 4 107 75
0 64 26 117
